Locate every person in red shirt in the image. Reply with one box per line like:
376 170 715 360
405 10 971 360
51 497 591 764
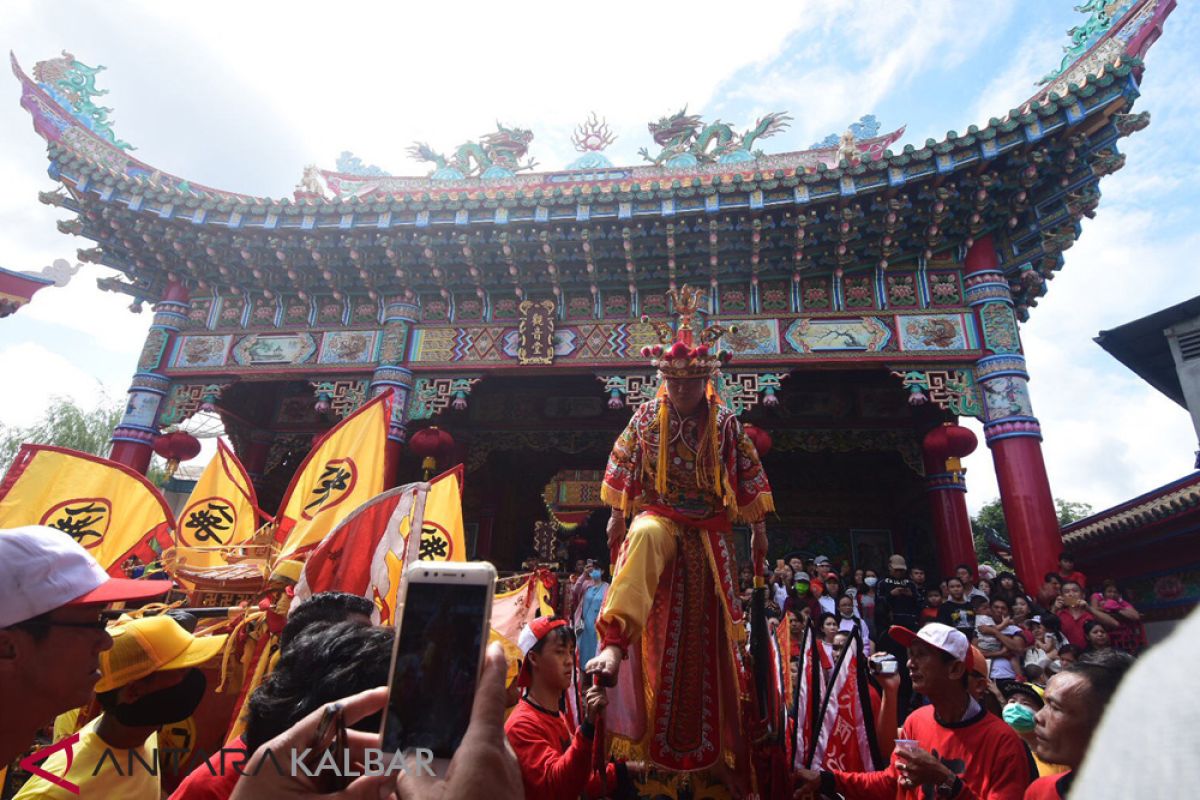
1053 581 1119 650
920 586 943 625
504 617 633 800
1025 649 1134 799
1055 554 1086 591
794 622 1033 798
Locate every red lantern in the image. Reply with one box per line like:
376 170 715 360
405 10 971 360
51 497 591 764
922 423 977 478
408 426 455 476
153 430 202 480
743 423 773 457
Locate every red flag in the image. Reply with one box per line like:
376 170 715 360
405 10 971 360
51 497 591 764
790 617 822 771
809 626 882 772
291 482 427 624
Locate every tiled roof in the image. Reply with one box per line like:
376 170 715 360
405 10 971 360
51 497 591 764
1062 472 1200 547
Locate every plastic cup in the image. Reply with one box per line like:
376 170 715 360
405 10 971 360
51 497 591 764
894 739 919 757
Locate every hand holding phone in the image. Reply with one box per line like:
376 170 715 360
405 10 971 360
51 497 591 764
382 561 496 775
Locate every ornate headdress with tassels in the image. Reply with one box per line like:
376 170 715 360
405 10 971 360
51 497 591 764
639 286 738 505
640 285 733 379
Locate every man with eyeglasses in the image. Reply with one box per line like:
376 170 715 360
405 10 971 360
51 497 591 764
0 525 170 766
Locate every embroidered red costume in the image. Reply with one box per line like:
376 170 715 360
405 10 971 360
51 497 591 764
595 286 773 773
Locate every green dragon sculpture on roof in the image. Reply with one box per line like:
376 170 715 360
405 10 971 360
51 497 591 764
638 107 792 167
408 123 537 181
32 50 132 150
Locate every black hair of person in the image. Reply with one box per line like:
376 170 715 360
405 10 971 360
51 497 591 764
165 609 199 633
1062 648 1134 720
279 591 375 650
245 621 393 753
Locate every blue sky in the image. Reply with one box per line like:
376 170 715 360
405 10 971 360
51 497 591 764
1 1 1197 514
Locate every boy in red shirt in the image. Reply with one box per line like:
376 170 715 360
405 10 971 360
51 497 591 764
504 617 633 800
1056 554 1087 591
794 622 1033 798
920 586 943 625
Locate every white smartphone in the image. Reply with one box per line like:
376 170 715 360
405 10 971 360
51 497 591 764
381 561 496 775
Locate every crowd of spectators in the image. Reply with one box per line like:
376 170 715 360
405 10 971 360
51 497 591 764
743 549 1146 697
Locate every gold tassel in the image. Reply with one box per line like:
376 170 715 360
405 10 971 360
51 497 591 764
601 482 630 514
708 397 721 497
734 492 776 524
216 610 261 692
655 398 670 497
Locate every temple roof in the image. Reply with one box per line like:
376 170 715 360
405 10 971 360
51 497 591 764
12 0 1175 312
1062 471 1200 548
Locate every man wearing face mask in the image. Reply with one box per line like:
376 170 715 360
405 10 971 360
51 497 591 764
14 615 225 800
1000 682 1068 779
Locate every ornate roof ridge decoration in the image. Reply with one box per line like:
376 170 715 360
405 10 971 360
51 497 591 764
12 0 1173 206
30 50 132 150
11 52 263 204
637 107 792 167
567 112 616 171
810 115 882 150
1029 0 1174 107
1061 471 1200 546
407 123 537 181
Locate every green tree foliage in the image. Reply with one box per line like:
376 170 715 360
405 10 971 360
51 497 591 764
0 396 167 485
0 396 123 468
971 497 1094 563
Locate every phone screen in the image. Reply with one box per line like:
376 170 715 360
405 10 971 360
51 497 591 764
382 581 488 758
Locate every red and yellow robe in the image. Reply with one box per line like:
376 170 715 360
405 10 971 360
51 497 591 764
598 396 773 773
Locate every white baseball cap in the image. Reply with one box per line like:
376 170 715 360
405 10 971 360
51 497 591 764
889 622 969 663
0 526 170 628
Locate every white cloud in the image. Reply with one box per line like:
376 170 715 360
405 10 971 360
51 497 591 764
0 342 122 428
16 265 153 352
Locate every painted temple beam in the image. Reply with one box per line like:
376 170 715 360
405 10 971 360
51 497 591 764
965 235 1062 589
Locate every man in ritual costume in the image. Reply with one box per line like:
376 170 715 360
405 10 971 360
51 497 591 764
584 285 774 778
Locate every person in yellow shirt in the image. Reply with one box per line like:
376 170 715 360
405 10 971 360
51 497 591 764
14 615 225 799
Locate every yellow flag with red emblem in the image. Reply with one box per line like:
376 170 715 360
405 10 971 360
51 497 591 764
276 391 391 557
0 445 174 574
176 439 260 547
400 465 467 564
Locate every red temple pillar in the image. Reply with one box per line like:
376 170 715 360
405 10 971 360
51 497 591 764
369 298 418 489
923 449 978 579
109 280 190 473
964 236 1062 589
